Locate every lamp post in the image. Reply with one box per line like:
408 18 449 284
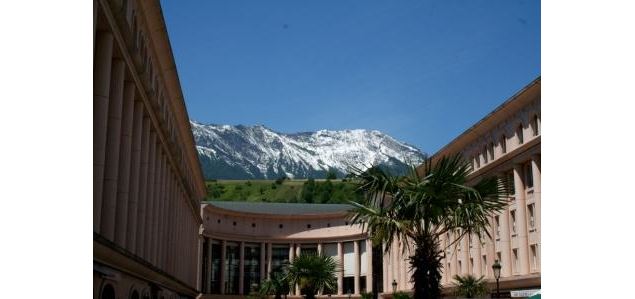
391 279 397 294
492 260 502 298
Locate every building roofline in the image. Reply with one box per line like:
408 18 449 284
430 76 541 162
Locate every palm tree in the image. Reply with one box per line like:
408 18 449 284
348 154 508 299
285 253 339 299
453 274 488 298
259 268 290 299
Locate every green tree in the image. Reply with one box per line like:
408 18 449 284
348 154 508 299
285 254 339 299
453 275 488 298
259 270 290 299
326 170 337 180
301 178 316 203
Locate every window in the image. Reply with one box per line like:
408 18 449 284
531 245 538 271
531 115 540 136
496 252 502 265
495 216 500 237
500 135 507 154
489 142 495 160
507 171 516 196
210 241 222 293
483 147 488 164
458 261 462 274
528 203 535 228
475 156 480 169
225 243 240 294
243 243 261 295
343 277 355 295
470 258 474 274
482 256 487 276
525 163 534 188
513 249 519 273
517 124 524 144
511 211 517 234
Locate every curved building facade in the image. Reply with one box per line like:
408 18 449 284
198 201 382 299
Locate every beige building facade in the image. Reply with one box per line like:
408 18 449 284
93 1 207 299
432 78 541 296
198 202 380 299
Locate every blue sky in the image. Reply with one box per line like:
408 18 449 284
160 0 540 153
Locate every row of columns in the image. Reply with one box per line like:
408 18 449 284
93 23 200 287
202 239 372 295
442 154 541 281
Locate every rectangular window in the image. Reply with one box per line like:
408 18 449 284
271 244 290 275
323 243 339 294
210 241 222 294
458 261 462 274
531 245 538 271
475 156 480 168
501 135 507 154
496 252 502 265
508 171 516 196
470 258 474 275
528 203 535 228
525 163 534 188
483 148 488 164
482 256 487 276
513 249 519 273
243 243 261 295
532 115 539 136
360 240 368 276
343 242 355 277
511 211 517 234
359 276 367 293
495 216 500 237
489 143 495 160
343 277 355 295
225 242 240 294
517 125 524 145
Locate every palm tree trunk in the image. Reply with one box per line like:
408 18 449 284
409 232 444 299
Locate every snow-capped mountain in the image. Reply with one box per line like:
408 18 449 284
191 121 426 179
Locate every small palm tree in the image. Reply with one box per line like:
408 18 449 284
259 269 290 299
285 253 339 299
453 275 488 298
348 154 509 299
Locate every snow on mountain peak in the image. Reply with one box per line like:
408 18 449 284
191 122 426 179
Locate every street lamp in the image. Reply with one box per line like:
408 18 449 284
391 279 397 294
492 260 502 298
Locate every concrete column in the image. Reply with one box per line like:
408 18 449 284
260 242 266 283
499 202 512 276
385 243 390 291
144 132 157 260
366 239 373 294
531 155 541 234
239 241 245 295
206 237 213 293
220 240 227 294
317 242 323 255
289 243 295 297
127 99 143 254
513 164 530 275
150 150 162 264
135 116 150 257
337 242 343 295
197 236 204 292
295 243 302 295
474 236 483 277
93 31 114 234
100 58 125 240
114 80 135 247
354 240 360 294
451 234 458 279
392 241 399 291
266 243 273 279
462 237 469 275
157 156 168 268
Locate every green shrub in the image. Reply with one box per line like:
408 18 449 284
393 292 411 299
360 292 373 299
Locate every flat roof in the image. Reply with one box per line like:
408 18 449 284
203 201 353 216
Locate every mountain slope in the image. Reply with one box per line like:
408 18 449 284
191 122 426 179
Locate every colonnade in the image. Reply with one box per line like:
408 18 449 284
93 0 204 289
201 238 373 296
